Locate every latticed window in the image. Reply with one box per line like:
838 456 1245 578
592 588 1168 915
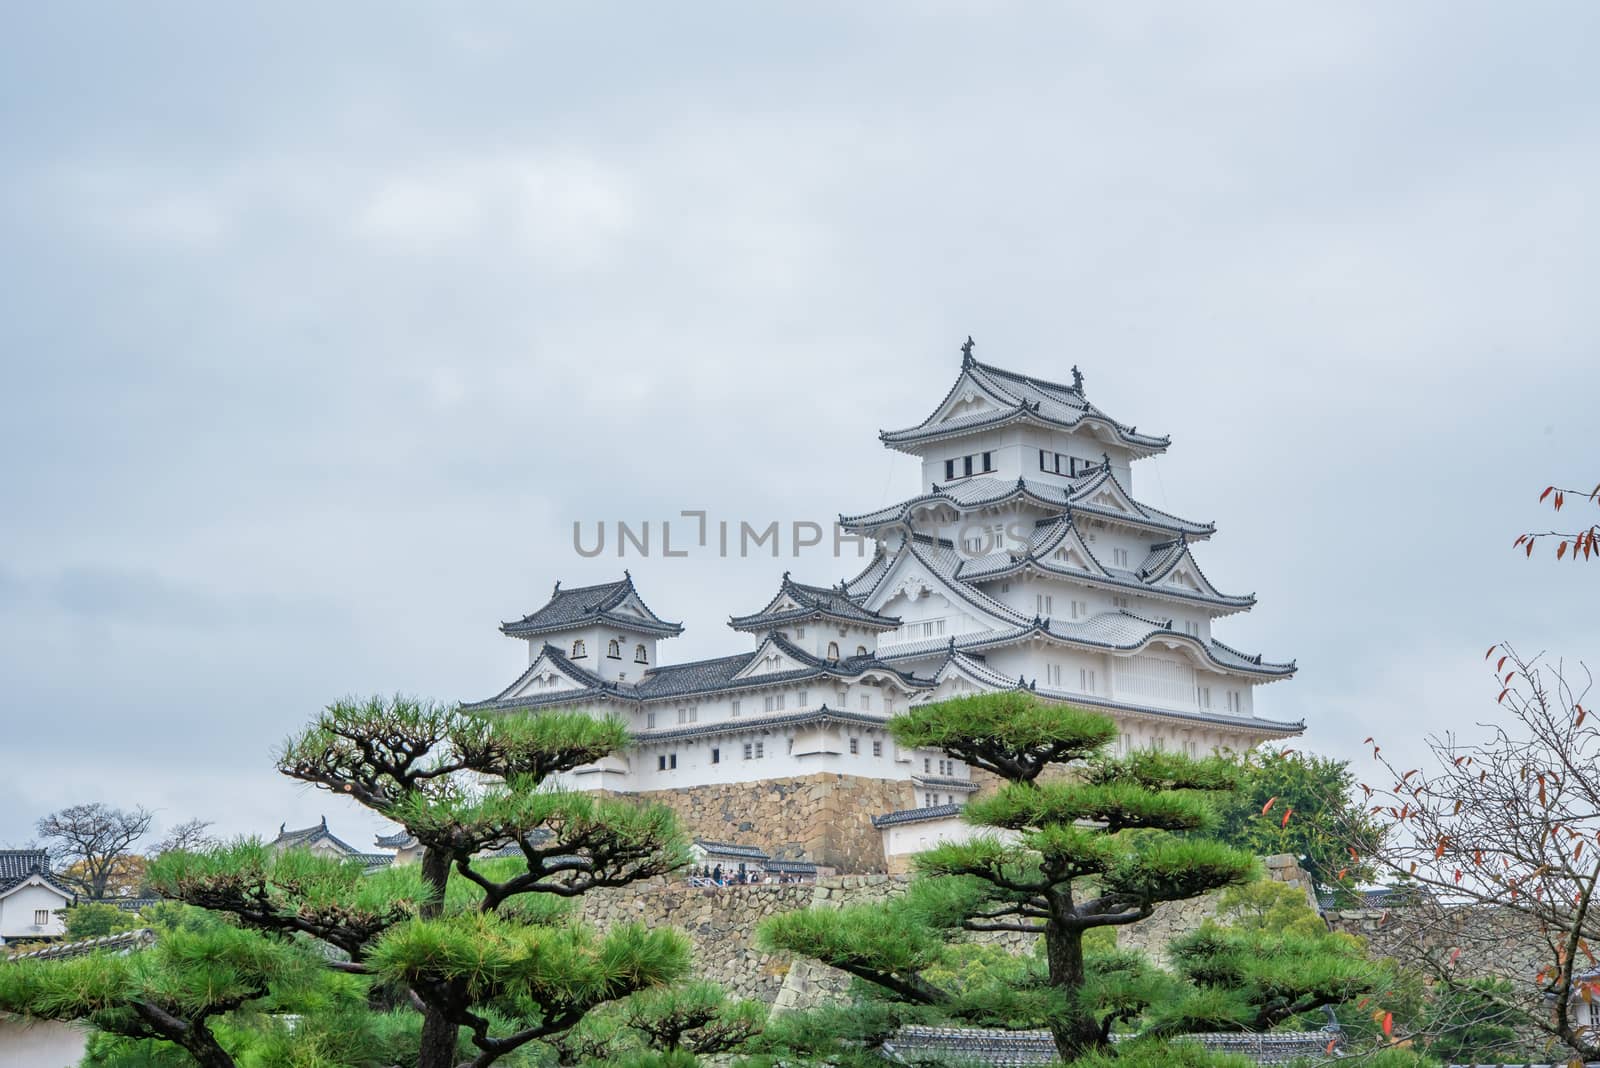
634 643 648 663
607 639 621 658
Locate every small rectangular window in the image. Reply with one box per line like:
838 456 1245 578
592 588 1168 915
981 451 993 472
944 459 956 480
646 711 657 729
798 689 808 706
34 909 49 926
731 700 741 717
657 755 667 771
764 695 775 713
755 741 765 758
670 753 677 769
924 758 931 772
849 738 859 755
872 740 883 757
711 747 720 764
963 455 973 477
795 626 805 638
859 693 870 711
1039 449 1049 471
743 743 753 760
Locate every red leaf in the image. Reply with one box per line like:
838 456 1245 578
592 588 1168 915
1337 867 1349 880
1579 705 1589 728
1498 688 1510 704
1349 847 1360 861
1556 491 1565 511
1486 644 1499 660
1541 486 1554 503
1382 1011 1394 1037
1558 541 1569 560
1454 869 1462 883
1527 539 1536 558
1261 797 1277 815
1325 1038 1338 1054
1281 806 1294 828
1497 656 1508 671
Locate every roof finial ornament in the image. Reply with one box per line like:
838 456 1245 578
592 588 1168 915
1071 365 1084 392
552 580 561 597
623 568 632 581
960 335 976 367
1101 452 1111 469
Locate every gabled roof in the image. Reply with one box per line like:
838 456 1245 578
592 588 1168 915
878 608 1296 682
877 348 1170 457
500 573 684 640
955 519 1254 613
839 473 1212 540
271 816 364 857
729 572 901 633
872 803 964 828
0 850 75 901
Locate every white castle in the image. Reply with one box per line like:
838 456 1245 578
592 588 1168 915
466 343 1299 834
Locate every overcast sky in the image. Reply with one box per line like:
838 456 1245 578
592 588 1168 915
2 3 1596 850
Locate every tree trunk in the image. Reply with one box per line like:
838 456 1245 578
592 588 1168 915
418 1009 461 1068
414 846 461 1068
177 1025 238 1068
1043 923 1105 1061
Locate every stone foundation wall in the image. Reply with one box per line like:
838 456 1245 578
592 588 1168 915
627 774 919 872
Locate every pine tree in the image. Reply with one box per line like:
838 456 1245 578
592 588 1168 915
1 697 695 1068
759 692 1383 1061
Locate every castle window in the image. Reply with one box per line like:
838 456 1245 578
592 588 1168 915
634 644 648 663
827 641 840 660
646 711 657 728
925 792 936 806
1112 548 1129 567
1039 449 1050 472
1112 595 1129 609
855 645 867 656
981 451 993 472
1080 668 1096 692
849 738 859 755
571 639 586 658
859 693 871 711
657 753 676 771
711 747 720 764
731 700 741 717
795 626 806 638
607 639 621 659
947 795 954 805
872 740 883 757
34 909 49 926
755 741 765 758
743 743 753 760
798 689 809 706
924 758 931 772
963 455 973 477
1036 595 1052 616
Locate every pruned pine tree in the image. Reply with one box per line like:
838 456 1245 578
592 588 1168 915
146 697 693 1068
759 692 1379 1062
0 924 314 1068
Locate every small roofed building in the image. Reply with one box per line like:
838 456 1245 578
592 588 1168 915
0 851 74 946
691 839 769 877
269 818 394 871
374 829 423 866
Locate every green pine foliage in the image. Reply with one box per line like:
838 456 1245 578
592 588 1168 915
760 692 1386 1062
3 698 701 1068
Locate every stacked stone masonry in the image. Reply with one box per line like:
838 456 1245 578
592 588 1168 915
623 774 918 872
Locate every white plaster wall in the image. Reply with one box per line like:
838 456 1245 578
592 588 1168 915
0 882 70 942
0 1016 88 1068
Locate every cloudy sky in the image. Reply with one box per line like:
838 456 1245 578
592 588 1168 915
2 4 1596 850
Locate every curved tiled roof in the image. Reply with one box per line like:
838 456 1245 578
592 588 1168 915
839 473 1212 540
877 609 1295 682
879 351 1171 456
0 850 76 901
730 572 901 632
692 839 769 862
871 803 963 828
501 573 684 639
635 705 893 744
7 929 155 962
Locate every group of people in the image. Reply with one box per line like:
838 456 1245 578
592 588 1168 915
686 864 813 887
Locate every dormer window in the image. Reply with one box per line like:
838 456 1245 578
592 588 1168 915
855 645 867 657
827 641 840 660
607 639 621 659
634 643 648 664
571 639 587 658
